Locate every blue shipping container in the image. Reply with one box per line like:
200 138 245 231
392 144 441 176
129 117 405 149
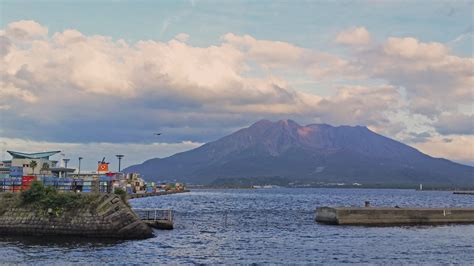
9 166 23 176
99 175 111 182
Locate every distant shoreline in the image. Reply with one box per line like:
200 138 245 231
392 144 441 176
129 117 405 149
187 184 474 191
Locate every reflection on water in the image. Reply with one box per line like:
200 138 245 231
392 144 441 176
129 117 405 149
0 235 125 247
0 188 473 264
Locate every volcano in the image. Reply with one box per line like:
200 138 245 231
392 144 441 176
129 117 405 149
124 119 473 186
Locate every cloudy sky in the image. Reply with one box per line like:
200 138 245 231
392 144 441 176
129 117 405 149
0 0 472 171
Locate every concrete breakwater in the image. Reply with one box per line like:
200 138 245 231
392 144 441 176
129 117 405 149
128 189 190 199
453 191 474 195
316 207 474 226
0 193 153 239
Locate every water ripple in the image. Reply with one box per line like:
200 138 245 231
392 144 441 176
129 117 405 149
0 188 473 264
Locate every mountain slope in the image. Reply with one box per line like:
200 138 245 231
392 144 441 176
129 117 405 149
124 119 473 186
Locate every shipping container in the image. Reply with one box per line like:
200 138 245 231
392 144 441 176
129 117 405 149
21 176 37 191
13 177 22 186
99 175 112 182
99 182 111 193
22 176 36 183
0 173 10 179
10 186 21 193
9 166 23 177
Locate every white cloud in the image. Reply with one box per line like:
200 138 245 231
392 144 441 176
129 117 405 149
174 33 190 42
413 135 474 165
0 81 37 103
0 23 346 118
223 33 362 79
383 37 448 59
5 20 48 41
335 26 371 45
335 32 473 128
363 37 473 117
0 21 472 165
223 33 305 68
317 85 402 128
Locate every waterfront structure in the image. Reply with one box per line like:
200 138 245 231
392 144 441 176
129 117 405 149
1 150 182 195
4 150 61 175
2 150 77 177
316 206 474 225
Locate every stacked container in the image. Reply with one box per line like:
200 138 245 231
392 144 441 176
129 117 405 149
4 177 13 192
146 182 155 193
73 179 84 192
42 176 58 188
11 177 22 192
99 175 111 193
82 176 94 193
0 173 9 192
126 184 133 194
8 166 22 192
58 178 73 191
9 166 23 177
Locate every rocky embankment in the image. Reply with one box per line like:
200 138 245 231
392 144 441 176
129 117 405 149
0 192 153 239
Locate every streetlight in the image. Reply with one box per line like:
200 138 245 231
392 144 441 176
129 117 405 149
116 155 124 172
63 158 70 178
78 157 83 174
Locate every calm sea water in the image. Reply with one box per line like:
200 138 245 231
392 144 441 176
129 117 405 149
0 188 473 264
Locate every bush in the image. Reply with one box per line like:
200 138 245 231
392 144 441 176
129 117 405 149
114 188 128 203
20 181 85 210
21 181 47 204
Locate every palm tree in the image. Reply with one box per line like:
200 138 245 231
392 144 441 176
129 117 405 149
40 162 50 176
29 160 37 175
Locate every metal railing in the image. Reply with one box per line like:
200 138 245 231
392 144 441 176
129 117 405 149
133 208 173 222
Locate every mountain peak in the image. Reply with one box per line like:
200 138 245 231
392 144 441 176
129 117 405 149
252 119 300 127
277 119 299 128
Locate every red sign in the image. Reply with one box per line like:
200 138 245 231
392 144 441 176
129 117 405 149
97 163 109 172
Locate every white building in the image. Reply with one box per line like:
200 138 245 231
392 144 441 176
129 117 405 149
4 150 71 176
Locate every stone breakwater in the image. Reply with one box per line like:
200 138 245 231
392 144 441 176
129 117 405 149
316 207 474 225
0 193 153 239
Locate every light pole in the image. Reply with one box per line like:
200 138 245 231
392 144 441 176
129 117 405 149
63 158 70 178
116 155 124 172
78 157 83 174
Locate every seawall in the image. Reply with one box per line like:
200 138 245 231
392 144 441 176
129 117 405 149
128 190 190 199
316 207 474 225
0 193 153 239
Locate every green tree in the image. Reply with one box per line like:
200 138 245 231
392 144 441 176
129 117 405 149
40 162 50 175
29 160 37 175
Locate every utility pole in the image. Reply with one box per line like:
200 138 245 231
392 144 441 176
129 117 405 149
63 158 70 178
116 155 124 172
78 157 83 174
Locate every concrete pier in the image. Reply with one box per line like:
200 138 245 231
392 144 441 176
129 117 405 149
133 209 174 230
453 191 474 195
316 207 474 226
128 190 190 199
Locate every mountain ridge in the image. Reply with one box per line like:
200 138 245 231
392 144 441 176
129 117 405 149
124 119 473 186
